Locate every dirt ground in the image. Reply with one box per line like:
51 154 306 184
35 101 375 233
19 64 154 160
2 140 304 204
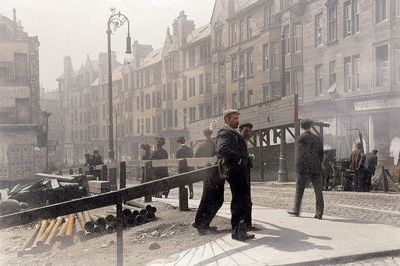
0 201 231 266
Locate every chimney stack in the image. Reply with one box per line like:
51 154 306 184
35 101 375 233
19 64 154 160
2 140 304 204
13 8 17 38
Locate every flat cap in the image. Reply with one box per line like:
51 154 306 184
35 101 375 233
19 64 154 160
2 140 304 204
223 109 240 120
239 122 253 131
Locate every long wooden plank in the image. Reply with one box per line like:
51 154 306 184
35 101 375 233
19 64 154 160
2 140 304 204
0 165 217 228
125 158 215 168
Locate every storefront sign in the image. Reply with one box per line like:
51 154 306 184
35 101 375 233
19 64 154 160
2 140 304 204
354 98 400 111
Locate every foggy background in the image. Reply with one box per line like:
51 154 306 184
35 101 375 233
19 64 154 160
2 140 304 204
0 0 214 92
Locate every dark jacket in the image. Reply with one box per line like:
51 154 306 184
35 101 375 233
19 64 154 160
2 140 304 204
216 125 249 180
176 144 194 172
296 131 323 175
364 152 377 174
149 148 169 178
350 149 362 170
141 150 151 160
194 139 216 158
92 154 103 166
176 144 194 159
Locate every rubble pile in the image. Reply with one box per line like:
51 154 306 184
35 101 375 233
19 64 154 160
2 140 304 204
8 178 87 208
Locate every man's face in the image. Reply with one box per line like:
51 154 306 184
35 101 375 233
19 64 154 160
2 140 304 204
241 126 252 140
227 113 240 129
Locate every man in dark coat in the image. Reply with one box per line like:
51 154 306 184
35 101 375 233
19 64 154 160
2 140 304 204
92 150 103 166
140 144 151 160
176 136 195 199
216 109 254 241
350 142 364 191
239 122 255 230
288 119 324 219
193 129 223 235
84 153 94 167
364 149 378 192
149 137 169 198
194 129 216 158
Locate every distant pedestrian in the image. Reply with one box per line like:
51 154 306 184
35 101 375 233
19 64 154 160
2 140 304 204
194 129 216 158
176 136 195 199
364 149 378 192
150 137 169 198
350 142 364 191
140 144 151 160
288 119 324 219
239 122 255 230
84 153 93 167
92 150 103 166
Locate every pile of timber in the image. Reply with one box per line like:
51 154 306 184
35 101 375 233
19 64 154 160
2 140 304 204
18 202 157 254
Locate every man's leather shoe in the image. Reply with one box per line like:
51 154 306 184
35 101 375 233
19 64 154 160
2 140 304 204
287 211 299 216
232 233 255 241
314 213 323 219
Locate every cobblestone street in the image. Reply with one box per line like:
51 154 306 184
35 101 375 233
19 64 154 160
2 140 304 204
248 183 400 227
168 181 400 227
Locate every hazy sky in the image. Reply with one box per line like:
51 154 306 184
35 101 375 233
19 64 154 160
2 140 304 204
0 0 215 92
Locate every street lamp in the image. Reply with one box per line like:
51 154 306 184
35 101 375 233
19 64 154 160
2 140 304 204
107 9 132 161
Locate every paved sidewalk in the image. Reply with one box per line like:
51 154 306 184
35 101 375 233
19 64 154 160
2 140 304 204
148 198 400 266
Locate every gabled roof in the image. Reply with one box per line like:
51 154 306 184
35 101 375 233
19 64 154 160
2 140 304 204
141 48 163 68
186 24 210 45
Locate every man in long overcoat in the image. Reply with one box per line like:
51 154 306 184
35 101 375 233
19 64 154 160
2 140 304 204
288 119 324 219
216 109 254 241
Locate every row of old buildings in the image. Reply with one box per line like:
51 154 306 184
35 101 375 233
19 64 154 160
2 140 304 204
58 0 400 167
0 9 49 182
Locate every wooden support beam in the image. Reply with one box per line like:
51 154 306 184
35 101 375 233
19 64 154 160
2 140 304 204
311 126 320 136
0 166 216 227
119 162 126 190
177 159 189 211
143 161 153 203
286 128 295 140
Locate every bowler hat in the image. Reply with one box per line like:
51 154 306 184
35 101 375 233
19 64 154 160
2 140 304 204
177 136 185 143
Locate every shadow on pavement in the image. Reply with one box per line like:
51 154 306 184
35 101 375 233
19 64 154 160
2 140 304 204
190 221 333 266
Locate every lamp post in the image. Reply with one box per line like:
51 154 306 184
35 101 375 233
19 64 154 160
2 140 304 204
278 30 288 182
107 9 132 161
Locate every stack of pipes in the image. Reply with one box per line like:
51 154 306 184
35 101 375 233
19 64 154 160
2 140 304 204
18 204 157 254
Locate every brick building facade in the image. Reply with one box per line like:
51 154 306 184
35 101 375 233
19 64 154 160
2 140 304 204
58 0 400 166
0 9 48 182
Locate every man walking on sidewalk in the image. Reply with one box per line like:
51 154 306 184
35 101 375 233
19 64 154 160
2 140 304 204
288 119 324 219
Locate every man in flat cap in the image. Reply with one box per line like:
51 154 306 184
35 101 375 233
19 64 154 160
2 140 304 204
239 122 255 230
176 136 195 199
288 119 324 219
216 109 254 241
150 137 170 198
